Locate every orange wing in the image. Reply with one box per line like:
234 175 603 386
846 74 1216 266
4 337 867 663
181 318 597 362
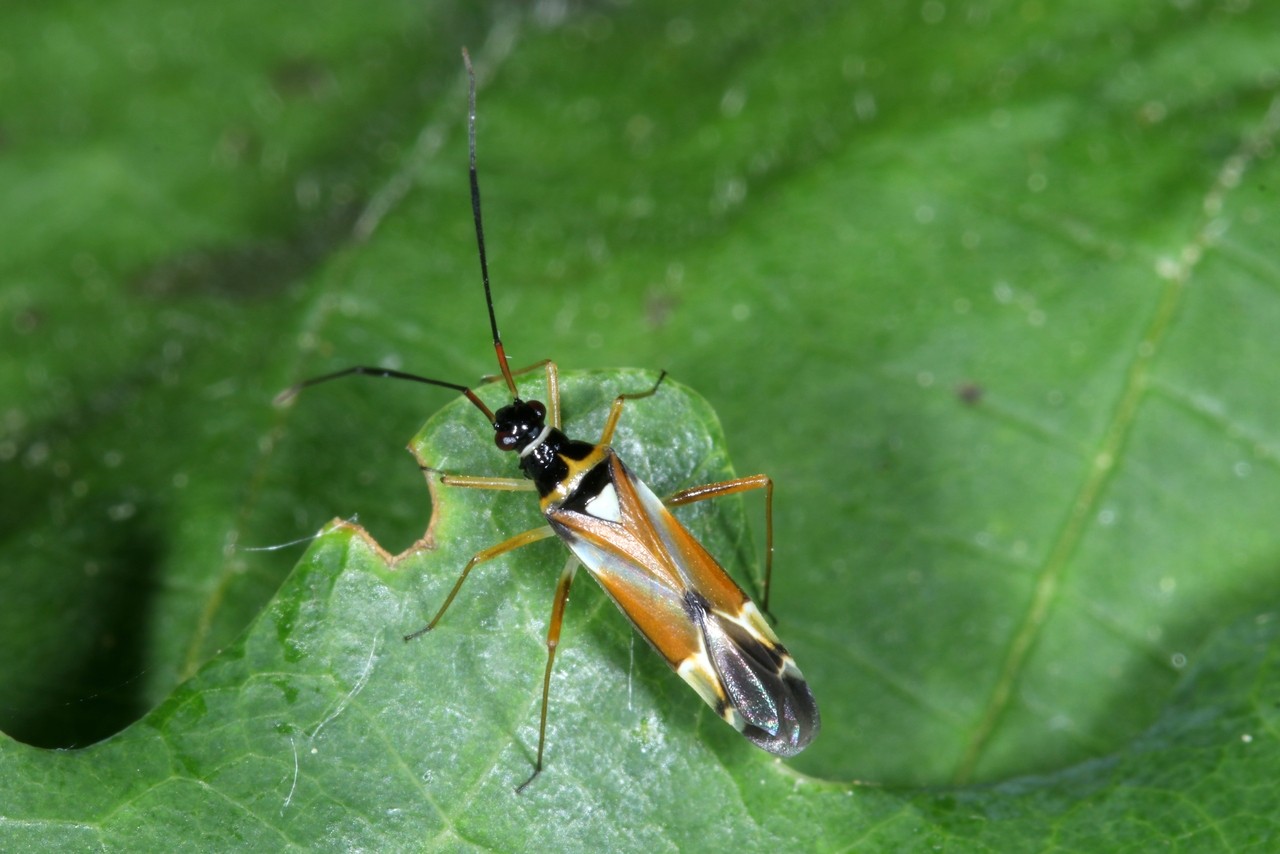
547 451 819 755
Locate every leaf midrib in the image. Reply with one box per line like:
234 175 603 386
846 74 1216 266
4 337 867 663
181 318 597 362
951 96 1280 784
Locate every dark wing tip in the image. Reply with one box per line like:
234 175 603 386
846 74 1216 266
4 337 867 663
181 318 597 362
741 670 821 756
686 591 821 756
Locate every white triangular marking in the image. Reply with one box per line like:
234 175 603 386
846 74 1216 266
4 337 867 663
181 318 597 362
585 483 621 522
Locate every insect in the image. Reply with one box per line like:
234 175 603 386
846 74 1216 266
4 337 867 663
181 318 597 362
279 48 819 790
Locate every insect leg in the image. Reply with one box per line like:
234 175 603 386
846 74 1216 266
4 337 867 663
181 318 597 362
420 462 535 492
598 370 668 445
516 554 579 793
404 526 557 641
666 474 776 615
436 473 536 491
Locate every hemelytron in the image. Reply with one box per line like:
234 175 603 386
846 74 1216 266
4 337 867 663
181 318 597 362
279 48 819 790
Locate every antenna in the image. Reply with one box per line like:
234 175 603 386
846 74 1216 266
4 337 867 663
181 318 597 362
273 49 520 424
462 47 518 397
274 365 495 422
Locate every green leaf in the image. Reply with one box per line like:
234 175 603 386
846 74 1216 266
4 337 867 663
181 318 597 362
4 0 1280 849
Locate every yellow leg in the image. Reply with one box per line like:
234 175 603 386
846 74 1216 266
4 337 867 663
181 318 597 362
598 371 667 445
667 474 775 615
404 526 557 641
438 473 535 492
516 555 579 793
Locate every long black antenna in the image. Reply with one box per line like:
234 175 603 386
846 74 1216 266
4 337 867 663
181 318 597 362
274 365 496 422
462 47 517 396
273 50 524 422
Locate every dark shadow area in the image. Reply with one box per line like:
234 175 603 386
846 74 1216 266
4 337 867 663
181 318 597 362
0 459 161 748
0 534 160 749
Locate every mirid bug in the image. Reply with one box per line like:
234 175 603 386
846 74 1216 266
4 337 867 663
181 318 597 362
278 48 819 790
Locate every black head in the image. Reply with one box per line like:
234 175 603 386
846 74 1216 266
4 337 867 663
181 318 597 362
493 399 548 453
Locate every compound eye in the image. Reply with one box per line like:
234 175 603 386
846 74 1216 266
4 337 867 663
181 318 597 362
495 429 519 451
529 401 546 420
